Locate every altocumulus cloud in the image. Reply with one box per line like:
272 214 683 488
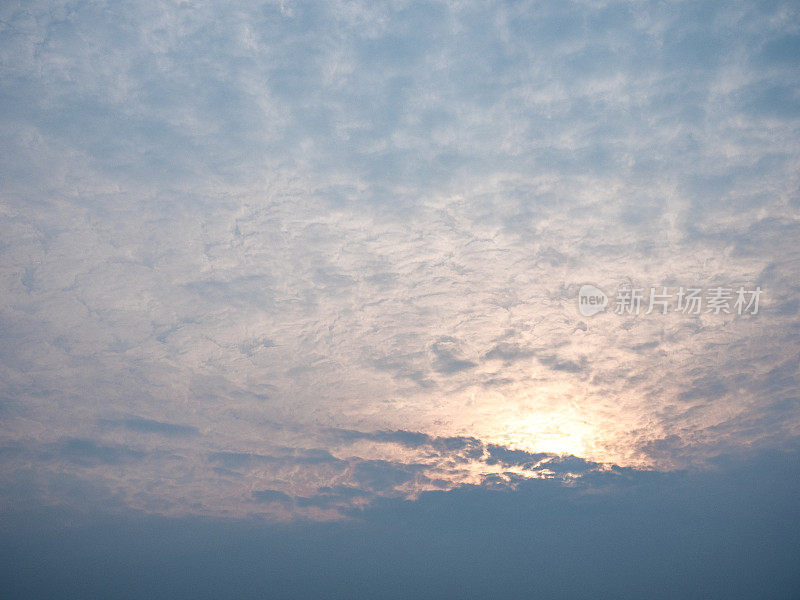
0 0 798 525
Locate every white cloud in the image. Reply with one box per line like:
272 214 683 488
1 0 799 518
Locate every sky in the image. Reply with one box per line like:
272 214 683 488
1 0 799 598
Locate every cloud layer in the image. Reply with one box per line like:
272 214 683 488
1 0 799 518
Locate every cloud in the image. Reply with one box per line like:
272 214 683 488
106 417 199 437
351 460 422 493
430 337 478 375
52 439 146 467
5 446 799 600
0 0 799 519
252 489 293 505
